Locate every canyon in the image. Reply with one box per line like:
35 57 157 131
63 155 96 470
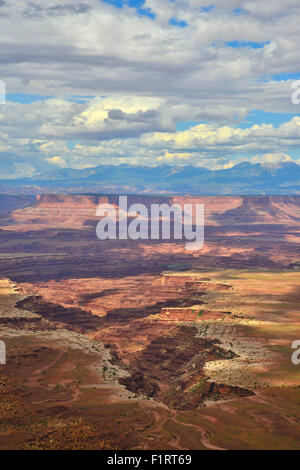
0 194 300 449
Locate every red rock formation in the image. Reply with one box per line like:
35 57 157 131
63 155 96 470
215 196 300 225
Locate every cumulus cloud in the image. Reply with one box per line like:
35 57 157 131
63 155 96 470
0 0 300 175
46 156 67 167
38 95 172 140
0 0 299 103
250 152 293 165
0 96 299 176
143 118 300 156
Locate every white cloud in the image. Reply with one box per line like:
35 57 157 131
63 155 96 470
0 0 300 175
46 156 67 167
0 97 299 175
39 95 171 139
250 152 293 166
143 117 300 155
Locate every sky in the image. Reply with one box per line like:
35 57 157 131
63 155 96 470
0 0 300 178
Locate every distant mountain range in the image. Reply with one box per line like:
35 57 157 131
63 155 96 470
1 161 300 195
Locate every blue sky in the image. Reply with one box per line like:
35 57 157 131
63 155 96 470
226 40 270 49
0 0 300 177
239 111 300 129
102 0 156 17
